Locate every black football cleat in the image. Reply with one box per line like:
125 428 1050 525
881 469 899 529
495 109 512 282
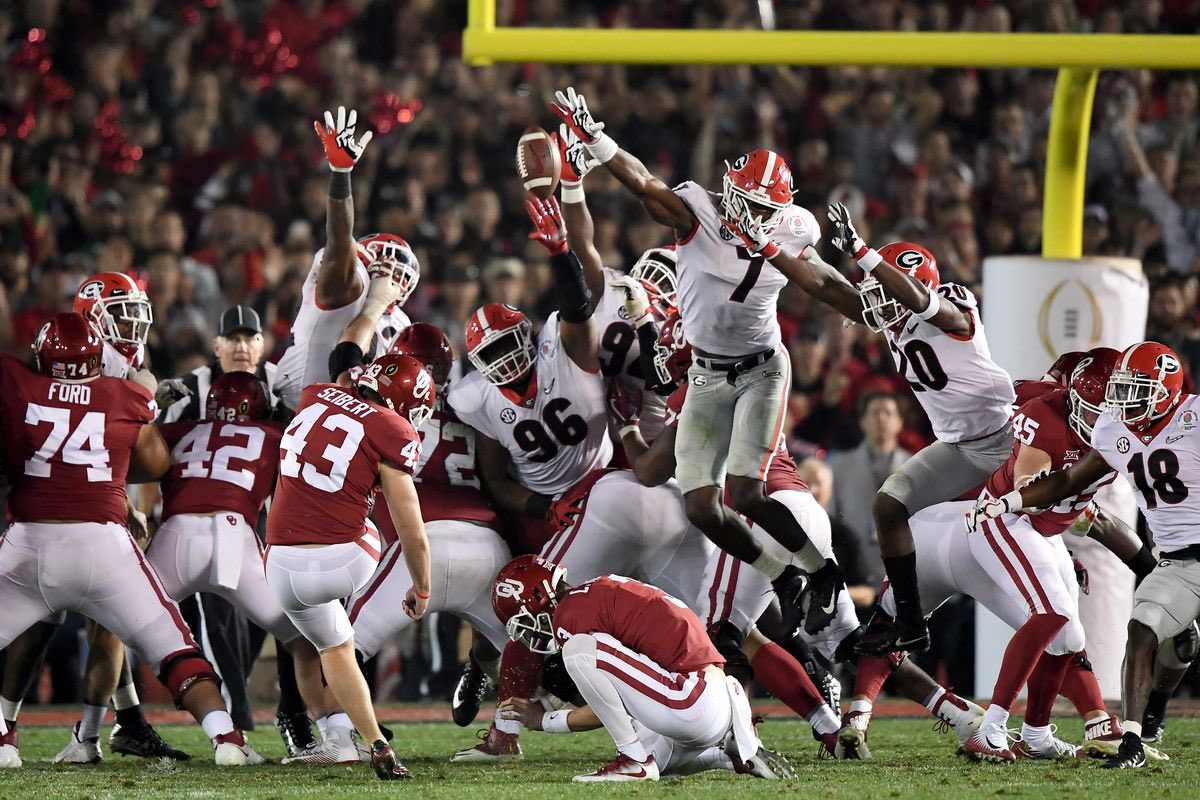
274 710 317 758
371 739 411 780
1101 733 1148 769
109 720 191 760
855 618 930 656
451 657 490 727
770 564 807 636
801 559 846 636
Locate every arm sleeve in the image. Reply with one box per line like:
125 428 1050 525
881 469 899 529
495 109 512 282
329 341 367 383
550 250 596 324
1137 174 1197 271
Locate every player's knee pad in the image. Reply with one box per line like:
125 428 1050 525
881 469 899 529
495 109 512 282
875 476 912 519
1046 617 1086 656
1172 622 1199 665
1131 602 1171 646
158 648 221 709
1074 650 1093 672
708 621 753 685
560 633 596 663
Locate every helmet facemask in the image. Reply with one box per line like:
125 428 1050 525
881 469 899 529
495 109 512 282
630 250 678 311
505 608 559 654
859 276 909 333
93 296 153 349
720 168 789 235
1106 369 1168 428
469 322 534 386
1068 387 1105 441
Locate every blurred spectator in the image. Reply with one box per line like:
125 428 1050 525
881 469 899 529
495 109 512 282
826 391 913 591
798 457 876 610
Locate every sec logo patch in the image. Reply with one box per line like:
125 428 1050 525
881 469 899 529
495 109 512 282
500 408 517 424
1116 436 1130 454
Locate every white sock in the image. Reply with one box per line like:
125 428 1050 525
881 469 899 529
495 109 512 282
324 711 352 733
750 551 786 581
1123 720 1142 738
113 683 139 711
0 696 21 723
494 708 521 735
807 704 840 735
982 704 1009 732
200 709 235 740
849 698 873 716
315 714 330 738
79 704 108 740
1021 722 1051 743
923 686 946 713
792 540 826 573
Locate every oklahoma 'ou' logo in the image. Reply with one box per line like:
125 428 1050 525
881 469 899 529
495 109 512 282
1156 353 1181 374
670 317 684 343
494 578 524 599
78 280 105 300
412 368 432 399
896 250 926 271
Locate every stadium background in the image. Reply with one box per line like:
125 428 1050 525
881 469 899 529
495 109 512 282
0 0 1198 710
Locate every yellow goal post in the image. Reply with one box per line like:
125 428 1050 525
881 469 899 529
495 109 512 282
463 0 1200 260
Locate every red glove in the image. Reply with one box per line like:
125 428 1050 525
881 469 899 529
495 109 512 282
607 380 642 431
313 106 372 172
526 196 569 256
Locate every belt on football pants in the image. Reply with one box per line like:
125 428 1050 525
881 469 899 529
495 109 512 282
693 347 776 386
1161 544 1200 562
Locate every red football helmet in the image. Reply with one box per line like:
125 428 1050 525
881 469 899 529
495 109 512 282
629 247 678 313
207 372 271 423
1046 351 1087 387
1067 347 1120 440
491 555 568 654
389 323 453 387
653 311 692 387
720 149 794 233
858 242 940 333
33 313 102 382
465 303 535 386
358 233 420 307
1106 341 1185 430
74 272 152 355
354 353 436 429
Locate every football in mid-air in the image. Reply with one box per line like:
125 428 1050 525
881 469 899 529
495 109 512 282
516 126 560 199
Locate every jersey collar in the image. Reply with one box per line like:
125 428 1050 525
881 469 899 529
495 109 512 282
499 370 538 408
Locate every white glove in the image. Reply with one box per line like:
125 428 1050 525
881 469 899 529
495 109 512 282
551 87 617 163
155 377 191 409
723 202 779 258
964 490 1023 533
361 260 402 319
1069 501 1100 536
610 275 652 327
313 106 373 172
558 124 599 187
826 202 867 258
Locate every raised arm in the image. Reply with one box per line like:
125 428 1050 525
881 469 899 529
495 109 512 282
827 203 970 336
526 196 599 373
327 260 405 385
313 106 373 308
550 87 695 238
555 125 605 298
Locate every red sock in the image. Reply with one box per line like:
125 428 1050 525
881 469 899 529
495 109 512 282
751 642 824 717
1025 652 1073 727
1059 651 1107 717
497 640 545 701
990 613 1068 710
852 653 902 704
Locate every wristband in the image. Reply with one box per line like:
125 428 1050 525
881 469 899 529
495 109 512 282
618 424 640 439
542 709 572 733
914 290 941 321
329 171 351 199
1125 544 1158 581
413 589 431 600
856 248 883 273
560 182 585 204
1000 489 1024 514
759 241 781 260
361 287 395 320
583 132 618 164
525 492 552 519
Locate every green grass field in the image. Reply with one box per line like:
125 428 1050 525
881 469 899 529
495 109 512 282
0 717 1191 799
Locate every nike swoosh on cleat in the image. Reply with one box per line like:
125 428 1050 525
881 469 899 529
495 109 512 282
821 597 837 615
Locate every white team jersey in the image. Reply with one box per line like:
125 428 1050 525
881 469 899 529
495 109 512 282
886 283 1014 442
1092 395 1200 551
671 181 818 356
448 313 612 497
593 267 668 439
275 247 410 409
101 340 141 379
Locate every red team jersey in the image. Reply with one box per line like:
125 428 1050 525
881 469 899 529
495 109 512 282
158 420 284 523
552 575 723 674
373 397 500 547
267 383 421 546
666 384 808 495
984 386 1113 536
0 353 155 525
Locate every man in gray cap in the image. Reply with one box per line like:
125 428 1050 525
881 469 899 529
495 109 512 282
158 304 278 422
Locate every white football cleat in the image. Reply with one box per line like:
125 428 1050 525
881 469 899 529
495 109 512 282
732 747 796 779
1012 727 1082 760
451 727 523 762
281 727 358 765
573 753 658 782
0 723 21 769
213 731 266 766
838 711 872 760
963 722 1016 763
53 723 102 765
1082 714 1124 758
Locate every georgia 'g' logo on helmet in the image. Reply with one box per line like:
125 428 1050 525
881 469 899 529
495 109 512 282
895 250 926 270
731 154 748 170
494 578 525 599
77 280 106 300
1157 353 1181 374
